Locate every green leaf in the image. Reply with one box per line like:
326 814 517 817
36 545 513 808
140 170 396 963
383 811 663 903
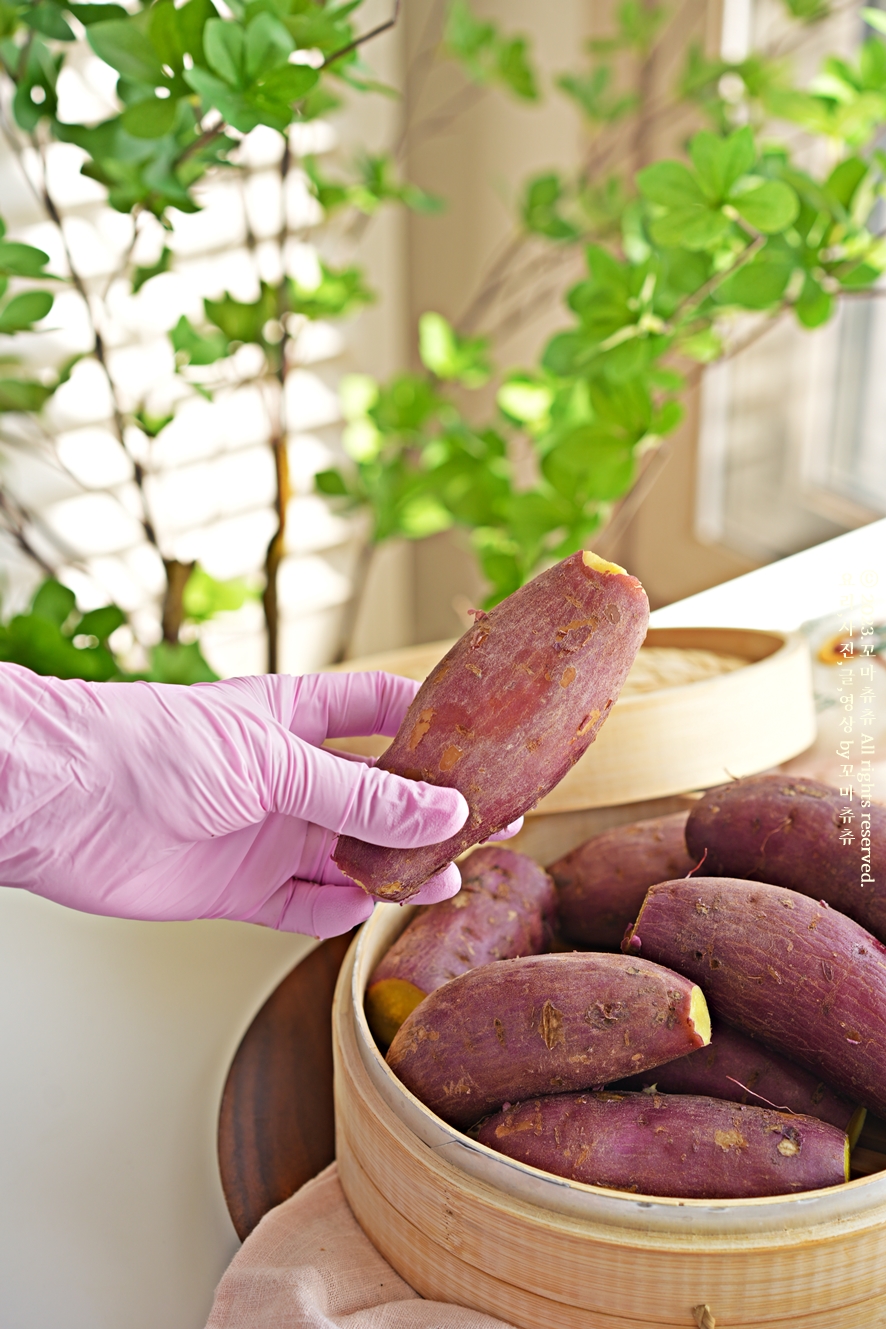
795 274 833 327
862 7 886 34
714 251 794 308
245 10 293 80
314 467 350 497
203 17 245 86
521 173 580 240
182 565 253 623
121 95 178 139
690 126 755 200
542 427 635 503
25 3 75 40
0 290 53 333
444 0 496 64
497 378 553 424
132 246 172 293
145 640 218 683
825 155 868 208
0 240 52 278
67 4 129 25
731 179 799 233
183 65 263 132
87 17 165 84
0 378 54 411
170 314 229 365
418 311 491 386
650 206 731 249
678 327 722 362
288 262 373 320
76 604 126 640
637 160 706 208
31 579 76 627
496 35 538 100
254 61 319 103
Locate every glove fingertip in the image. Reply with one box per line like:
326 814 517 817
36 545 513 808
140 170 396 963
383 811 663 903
409 862 462 906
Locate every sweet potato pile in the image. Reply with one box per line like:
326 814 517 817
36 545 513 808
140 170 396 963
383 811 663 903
358 557 883 1200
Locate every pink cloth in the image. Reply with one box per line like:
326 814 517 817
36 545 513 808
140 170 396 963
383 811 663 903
206 1164 514 1329
0 664 474 937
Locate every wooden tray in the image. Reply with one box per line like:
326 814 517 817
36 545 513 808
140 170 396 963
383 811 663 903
327 626 816 813
333 906 886 1329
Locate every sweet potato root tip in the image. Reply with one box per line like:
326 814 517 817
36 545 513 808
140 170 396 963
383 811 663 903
581 550 626 575
365 979 427 1048
690 986 712 1046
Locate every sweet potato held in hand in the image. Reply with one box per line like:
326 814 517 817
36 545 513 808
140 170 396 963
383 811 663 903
365 846 556 1047
475 1091 849 1198
624 878 886 1119
335 551 649 901
386 952 710 1128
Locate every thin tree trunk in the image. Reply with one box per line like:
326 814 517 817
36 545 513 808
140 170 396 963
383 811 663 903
161 559 196 643
263 432 290 673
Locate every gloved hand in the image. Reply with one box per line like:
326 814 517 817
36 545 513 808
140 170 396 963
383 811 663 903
0 663 521 938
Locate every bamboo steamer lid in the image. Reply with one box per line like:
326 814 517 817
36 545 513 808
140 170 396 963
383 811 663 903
327 626 816 813
333 907 886 1329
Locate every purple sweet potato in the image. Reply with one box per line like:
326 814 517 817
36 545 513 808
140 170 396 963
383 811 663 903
550 812 694 948
687 775 886 941
475 1090 849 1198
385 952 710 1128
613 1017 864 1141
624 877 886 1118
365 846 557 1046
334 551 649 901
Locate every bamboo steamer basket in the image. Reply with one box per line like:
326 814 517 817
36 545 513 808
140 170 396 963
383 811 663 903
333 905 886 1329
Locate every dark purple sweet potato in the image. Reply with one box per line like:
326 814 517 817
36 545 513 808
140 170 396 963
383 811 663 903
550 812 693 948
624 877 886 1118
365 847 557 1046
385 952 710 1128
687 775 886 941
613 1017 864 1141
334 551 649 901
475 1090 849 1198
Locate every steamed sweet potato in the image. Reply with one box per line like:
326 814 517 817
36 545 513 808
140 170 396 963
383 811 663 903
365 846 557 1046
614 1017 864 1140
624 877 886 1118
687 775 886 941
475 1090 849 1198
550 812 693 948
385 952 710 1128
334 551 649 901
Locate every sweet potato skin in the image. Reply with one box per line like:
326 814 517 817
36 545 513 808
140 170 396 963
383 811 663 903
624 877 886 1118
613 1017 859 1135
475 1091 848 1198
365 846 557 1046
687 775 886 941
385 952 709 1128
334 552 649 901
550 812 693 948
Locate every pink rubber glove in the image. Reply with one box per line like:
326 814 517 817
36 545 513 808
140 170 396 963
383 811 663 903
0 663 519 938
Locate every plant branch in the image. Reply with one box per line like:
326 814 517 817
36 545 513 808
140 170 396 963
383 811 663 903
322 0 402 68
0 486 55 576
29 136 162 552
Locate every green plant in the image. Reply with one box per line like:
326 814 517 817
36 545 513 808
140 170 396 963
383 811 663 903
317 1 886 606
1 0 884 671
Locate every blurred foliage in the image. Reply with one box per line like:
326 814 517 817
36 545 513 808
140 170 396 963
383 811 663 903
316 0 886 605
0 567 258 681
0 0 885 646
